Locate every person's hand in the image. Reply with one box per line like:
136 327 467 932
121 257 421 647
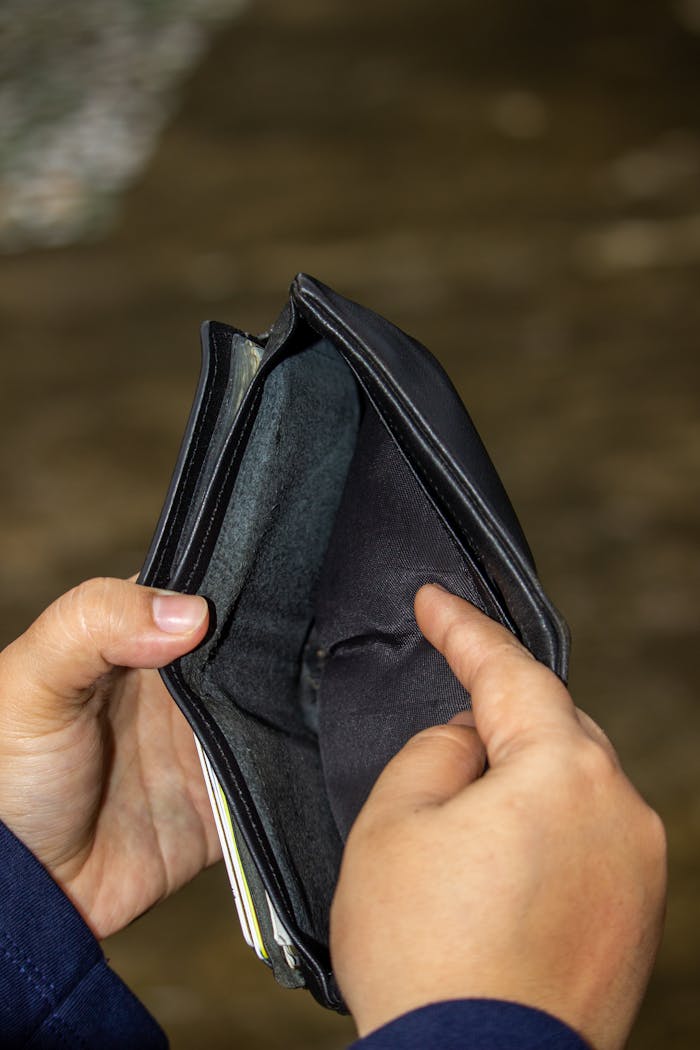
0 577 221 939
331 585 666 1050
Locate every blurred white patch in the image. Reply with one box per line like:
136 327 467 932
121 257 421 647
487 90 549 140
0 0 247 252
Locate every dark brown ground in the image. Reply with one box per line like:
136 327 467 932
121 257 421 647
1 1 699 1046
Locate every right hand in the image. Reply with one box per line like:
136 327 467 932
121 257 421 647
331 585 667 1050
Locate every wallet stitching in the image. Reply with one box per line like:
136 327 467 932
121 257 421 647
301 295 533 629
304 292 532 579
341 350 498 590
170 662 292 915
373 399 493 591
172 375 308 923
306 300 492 537
149 337 296 920
170 665 331 989
354 364 516 624
182 382 265 589
371 405 510 623
153 330 222 584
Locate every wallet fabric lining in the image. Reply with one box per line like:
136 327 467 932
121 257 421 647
179 340 358 941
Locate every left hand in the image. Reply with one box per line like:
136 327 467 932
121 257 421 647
0 577 221 939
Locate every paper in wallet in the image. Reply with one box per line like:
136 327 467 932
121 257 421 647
139 274 570 1010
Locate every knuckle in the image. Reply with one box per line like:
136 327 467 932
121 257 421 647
58 577 124 646
66 577 111 616
441 618 470 663
472 636 537 687
573 736 619 785
643 806 667 866
344 807 394 859
627 803 667 897
407 722 472 752
576 708 619 759
403 723 484 779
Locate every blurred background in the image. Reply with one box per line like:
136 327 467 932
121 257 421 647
1 0 698 1046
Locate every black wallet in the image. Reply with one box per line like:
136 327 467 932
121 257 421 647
139 274 569 1010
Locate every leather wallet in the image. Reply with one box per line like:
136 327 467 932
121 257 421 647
139 274 569 1010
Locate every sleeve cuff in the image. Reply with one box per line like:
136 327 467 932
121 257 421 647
0 820 166 1048
350 999 590 1050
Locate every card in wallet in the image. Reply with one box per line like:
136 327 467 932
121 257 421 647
139 274 570 1010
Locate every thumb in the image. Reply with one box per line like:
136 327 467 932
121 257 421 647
0 577 208 726
360 713 486 825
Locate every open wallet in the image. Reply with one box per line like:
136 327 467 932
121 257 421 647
138 274 570 1011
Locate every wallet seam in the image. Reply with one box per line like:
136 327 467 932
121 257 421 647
355 369 505 613
167 662 340 1004
163 348 337 989
182 380 264 591
299 290 560 658
169 662 293 918
299 303 515 618
303 294 510 553
152 329 222 585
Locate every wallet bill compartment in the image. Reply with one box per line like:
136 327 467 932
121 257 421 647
140 274 570 1010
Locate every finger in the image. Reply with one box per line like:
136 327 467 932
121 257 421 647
359 719 486 826
415 584 579 763
0 578 208 716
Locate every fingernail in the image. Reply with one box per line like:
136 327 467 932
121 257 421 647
152 592 208 634
429 582 448 593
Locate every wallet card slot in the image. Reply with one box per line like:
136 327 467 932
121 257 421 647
171 332 263 571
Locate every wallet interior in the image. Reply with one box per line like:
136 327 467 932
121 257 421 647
177 334 504 948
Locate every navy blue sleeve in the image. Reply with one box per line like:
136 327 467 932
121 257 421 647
0 822 591 1050
350 999 590 1050
0 821 167 1049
